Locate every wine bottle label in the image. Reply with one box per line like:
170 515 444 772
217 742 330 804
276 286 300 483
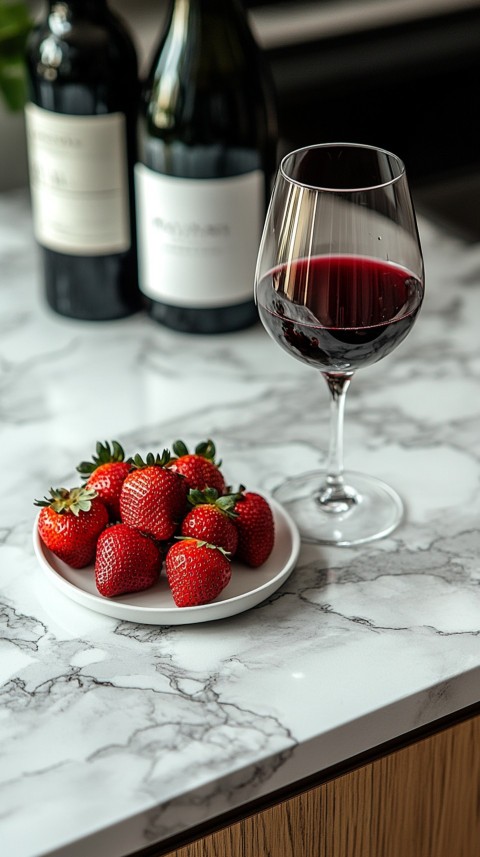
25 104 131 255
134 164 263 307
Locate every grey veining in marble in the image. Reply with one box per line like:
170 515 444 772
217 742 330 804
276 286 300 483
1 190 480 857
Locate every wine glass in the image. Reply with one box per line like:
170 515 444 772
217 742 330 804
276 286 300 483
255 142 424 545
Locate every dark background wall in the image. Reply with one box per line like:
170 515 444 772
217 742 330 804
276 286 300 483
243 0 480 238
245 1 480 186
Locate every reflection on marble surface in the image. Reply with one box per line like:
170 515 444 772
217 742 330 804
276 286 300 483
1 190 480 857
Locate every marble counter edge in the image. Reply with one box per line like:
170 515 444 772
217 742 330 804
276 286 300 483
33 663 480 857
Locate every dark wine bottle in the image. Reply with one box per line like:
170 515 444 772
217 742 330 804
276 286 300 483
25 0 140 320
136 0 278 334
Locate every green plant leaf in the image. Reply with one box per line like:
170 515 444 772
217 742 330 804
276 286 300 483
0 1 32 111
0 55 26 110
0 1 31 41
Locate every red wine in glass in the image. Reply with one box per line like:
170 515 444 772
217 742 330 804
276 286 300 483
257 255 423 373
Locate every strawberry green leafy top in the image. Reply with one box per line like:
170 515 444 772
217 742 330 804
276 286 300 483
130 450 172 469
34 486 98 516
77 440 130 478
172 439 221 466
187 487 238 518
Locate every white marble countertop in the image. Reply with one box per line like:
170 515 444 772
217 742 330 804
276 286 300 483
1 190 480 857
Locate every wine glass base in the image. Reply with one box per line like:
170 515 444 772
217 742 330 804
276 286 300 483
273 471 404 547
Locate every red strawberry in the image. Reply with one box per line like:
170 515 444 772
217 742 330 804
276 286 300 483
233 489 275 568
77 440 131 520
165 539 231 607
35 486 109 568
95 523 161 597
120 451 188 541
181 488 238 555
168 439 226 494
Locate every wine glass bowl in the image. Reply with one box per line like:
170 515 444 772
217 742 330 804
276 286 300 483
255 143 424 546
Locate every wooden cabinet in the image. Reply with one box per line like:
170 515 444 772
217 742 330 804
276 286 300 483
158 713 480 857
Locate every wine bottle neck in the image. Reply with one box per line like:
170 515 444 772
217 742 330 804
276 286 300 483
168 0 243 13
165 0 247 35
46 1 109 15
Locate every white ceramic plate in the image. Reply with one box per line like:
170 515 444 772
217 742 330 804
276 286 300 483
33 497 300 625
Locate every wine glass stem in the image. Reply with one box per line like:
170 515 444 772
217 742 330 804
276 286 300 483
316 372 358 514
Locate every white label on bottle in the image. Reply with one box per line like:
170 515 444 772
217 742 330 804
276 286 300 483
134 164 263 307
25 103 130 255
